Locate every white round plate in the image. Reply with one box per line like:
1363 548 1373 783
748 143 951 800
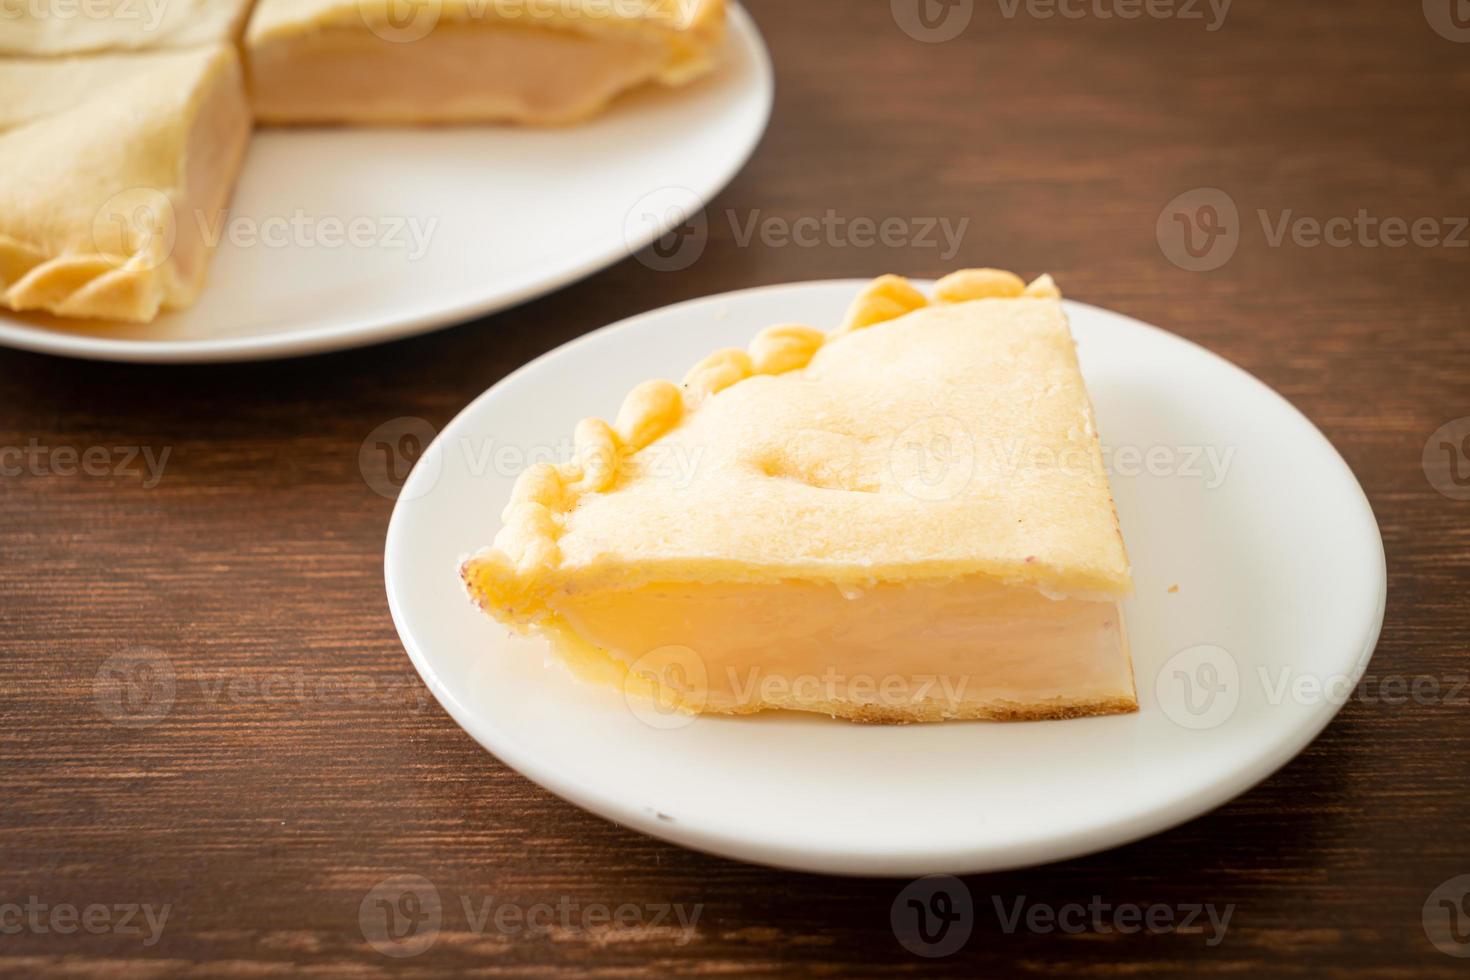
0 6 771 364
384 280 1386 876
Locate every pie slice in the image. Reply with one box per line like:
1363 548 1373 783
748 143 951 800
0 45 252 322
462 269 1137 723
0 0 258 56
245 0 725 125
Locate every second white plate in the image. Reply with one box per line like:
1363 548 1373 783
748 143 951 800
385 280 1386 876
0 5 771 363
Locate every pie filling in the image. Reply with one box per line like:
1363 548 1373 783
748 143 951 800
541 575 1134 721
167 60 253 308
248 22 686 124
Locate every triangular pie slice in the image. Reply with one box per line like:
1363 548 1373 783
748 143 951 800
0 45 252 322
0 0 258 56
462 269 1137 723
246 0 725 124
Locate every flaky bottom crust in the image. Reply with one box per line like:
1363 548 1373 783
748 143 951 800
658 692 1141 725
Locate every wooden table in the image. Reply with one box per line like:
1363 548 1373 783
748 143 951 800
3 0 1467 974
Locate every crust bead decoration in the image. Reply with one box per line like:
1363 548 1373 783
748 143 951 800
933 267 1026 303
835 274 928 334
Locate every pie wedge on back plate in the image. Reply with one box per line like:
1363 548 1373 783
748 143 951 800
462 270 1137 723
246 0 725 124
0 45 251 322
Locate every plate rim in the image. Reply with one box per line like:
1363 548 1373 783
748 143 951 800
0 3 773 365
384 280 1388 876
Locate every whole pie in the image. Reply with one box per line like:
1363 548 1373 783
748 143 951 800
245 0 726 124
462 269 1138 723
0 0 724 324
0 45 251 322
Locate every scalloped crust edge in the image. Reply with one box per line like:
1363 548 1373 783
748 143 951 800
461 268 1062 619
0 237 174 323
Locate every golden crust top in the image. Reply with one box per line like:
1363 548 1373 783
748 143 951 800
462 269 1129 620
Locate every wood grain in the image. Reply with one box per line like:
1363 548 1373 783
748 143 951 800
2 0 1468 974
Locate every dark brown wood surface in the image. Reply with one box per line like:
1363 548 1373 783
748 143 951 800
3 0 1468 974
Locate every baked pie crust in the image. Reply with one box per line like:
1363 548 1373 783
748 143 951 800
245 0 725 124
462 270 1138 723
0 45 251 323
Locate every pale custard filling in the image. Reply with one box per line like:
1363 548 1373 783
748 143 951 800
248 22 675 124
548 576 1134 718
168 61 252 308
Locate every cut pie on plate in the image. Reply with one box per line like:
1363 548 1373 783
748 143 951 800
0 45 251 323
462 269 1137 723
246 0 726 124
